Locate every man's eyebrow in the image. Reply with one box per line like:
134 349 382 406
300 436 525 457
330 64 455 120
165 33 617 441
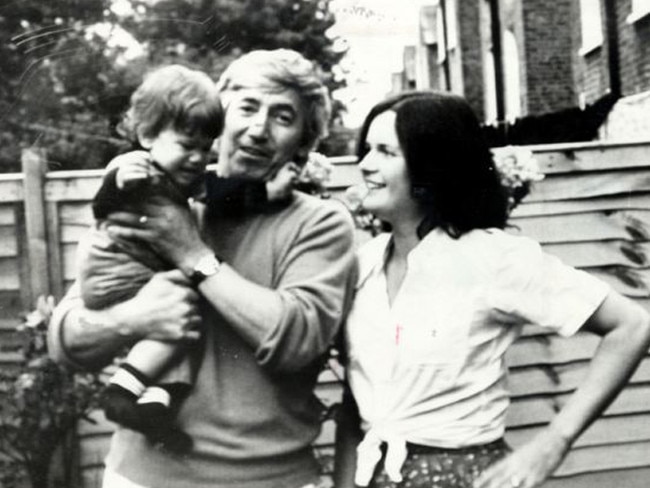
238 96 260 104
271 103 298 114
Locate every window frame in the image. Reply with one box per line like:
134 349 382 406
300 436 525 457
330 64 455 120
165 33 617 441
578 0 604 56
627 0 650 24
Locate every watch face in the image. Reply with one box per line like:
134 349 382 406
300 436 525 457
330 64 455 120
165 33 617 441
197 255 220 274
191 254 220 285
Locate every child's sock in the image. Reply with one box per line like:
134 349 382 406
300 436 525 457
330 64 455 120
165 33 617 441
137 386 173 422
102 363 149 429
137 386 193 453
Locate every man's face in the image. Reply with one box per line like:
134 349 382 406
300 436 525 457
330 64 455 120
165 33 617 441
218 86 306 181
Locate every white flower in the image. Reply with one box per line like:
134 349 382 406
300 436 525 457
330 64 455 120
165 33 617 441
492 146 544 189
16 372 36 390
298 152 333 188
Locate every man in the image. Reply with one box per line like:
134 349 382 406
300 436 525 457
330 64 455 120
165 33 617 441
48 49 356 488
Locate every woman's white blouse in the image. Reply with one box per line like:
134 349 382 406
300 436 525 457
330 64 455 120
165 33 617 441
345 228 609 485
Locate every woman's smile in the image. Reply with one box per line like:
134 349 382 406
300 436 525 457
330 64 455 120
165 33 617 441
364 179 386 190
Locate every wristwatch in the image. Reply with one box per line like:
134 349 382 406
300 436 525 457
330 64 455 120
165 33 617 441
189 254 222 286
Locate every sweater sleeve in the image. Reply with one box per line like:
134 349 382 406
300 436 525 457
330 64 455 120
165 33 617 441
92 168 122 220
255 201 357 372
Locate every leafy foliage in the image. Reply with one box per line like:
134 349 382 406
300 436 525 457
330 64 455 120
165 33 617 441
1 0 348 173
0 297 103 488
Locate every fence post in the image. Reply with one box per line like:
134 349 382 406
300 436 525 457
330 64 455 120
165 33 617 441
21 148 51 305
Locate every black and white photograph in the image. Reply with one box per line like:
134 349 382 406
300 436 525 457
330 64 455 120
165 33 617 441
1 1 650 488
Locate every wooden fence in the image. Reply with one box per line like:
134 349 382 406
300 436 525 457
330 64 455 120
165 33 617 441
1 140 650 487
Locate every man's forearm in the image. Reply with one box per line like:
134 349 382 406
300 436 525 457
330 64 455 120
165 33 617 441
59 306 138 370
195 264 284 349
195 260 351 373
49 296 140 370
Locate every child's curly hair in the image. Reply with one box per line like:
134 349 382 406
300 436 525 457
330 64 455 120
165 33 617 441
119 64 223 143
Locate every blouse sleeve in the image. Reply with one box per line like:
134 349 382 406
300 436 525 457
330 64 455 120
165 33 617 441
491 235 610 336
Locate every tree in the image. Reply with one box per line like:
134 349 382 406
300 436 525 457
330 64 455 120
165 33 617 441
0 0 142 172
0 0 348 173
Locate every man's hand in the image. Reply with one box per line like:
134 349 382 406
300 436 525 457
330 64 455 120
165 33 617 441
473 429 570 488
114 270 202 342
105 198 211 276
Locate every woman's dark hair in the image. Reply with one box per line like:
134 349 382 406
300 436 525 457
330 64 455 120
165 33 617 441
356 90 509 238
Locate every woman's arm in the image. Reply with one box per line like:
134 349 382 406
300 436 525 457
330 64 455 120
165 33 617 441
475 291 650 488
48 270 201 371
333 384 364 488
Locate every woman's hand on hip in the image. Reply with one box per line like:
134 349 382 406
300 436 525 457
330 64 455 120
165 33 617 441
473 428 570 488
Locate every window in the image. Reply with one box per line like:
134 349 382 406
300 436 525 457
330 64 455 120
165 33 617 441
445 0 458 50
436 3 446 62
436 0 458 63
579 0 603 56
628 0 650 23
503 30 521 122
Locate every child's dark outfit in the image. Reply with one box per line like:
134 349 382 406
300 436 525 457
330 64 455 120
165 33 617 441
76 164 268 451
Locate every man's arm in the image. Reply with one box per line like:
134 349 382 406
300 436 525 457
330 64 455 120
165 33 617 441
48 270 202 371
106 199 357 372
197 205 357 371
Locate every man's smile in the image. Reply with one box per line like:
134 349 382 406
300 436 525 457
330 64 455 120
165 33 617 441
238 144 273 159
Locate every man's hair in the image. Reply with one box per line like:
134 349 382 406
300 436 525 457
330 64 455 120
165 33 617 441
216 49 331 158
357 90 509 238
119 64 224 142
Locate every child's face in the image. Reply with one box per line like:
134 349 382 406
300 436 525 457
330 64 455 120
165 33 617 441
140 127 214 189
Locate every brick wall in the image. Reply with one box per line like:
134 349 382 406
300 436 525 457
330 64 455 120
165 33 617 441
457 0 485 120
521 0 576 113
573 0 610 105
617 1 650 95
414 0 650 134
570 0 650 106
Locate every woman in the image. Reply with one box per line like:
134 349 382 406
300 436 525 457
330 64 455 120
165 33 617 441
334 91 650 488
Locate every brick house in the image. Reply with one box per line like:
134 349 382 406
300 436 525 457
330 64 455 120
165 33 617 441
394 0 650 141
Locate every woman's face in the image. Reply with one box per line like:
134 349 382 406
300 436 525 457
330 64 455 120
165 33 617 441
358 111 422 224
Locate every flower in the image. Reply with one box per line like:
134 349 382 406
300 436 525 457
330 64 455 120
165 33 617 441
492 146 544 209
343 184 384 236
295 152 333 197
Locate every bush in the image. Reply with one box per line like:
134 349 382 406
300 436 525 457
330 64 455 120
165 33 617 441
0 297 103 488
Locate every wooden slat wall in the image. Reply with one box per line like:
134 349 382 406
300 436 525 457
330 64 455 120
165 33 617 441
502 141 650 485
0 176 28 372
2 140 650 487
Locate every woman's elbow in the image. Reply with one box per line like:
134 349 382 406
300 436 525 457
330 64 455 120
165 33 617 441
628 303 650 350
604 299 650 356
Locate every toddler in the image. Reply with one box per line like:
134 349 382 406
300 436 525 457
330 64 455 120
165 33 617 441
77 64 297 452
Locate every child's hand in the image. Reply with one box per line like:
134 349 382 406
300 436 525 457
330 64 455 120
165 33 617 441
108 151 155 190
266 162 300 201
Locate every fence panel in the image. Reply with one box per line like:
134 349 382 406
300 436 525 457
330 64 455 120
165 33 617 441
2 142 650 487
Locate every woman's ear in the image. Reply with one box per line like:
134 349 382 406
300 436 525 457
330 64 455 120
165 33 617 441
137 129 154 150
